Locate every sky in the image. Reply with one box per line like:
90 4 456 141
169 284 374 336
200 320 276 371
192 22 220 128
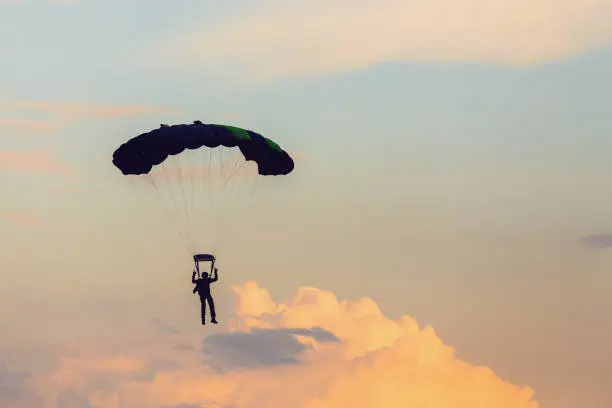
1 0 612 407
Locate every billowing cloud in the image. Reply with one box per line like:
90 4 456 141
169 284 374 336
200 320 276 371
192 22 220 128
7 281 539 408
0 150 73 175
156 0 612 78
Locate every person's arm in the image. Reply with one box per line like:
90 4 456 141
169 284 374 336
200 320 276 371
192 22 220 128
192 270 199 293
209 268 218 283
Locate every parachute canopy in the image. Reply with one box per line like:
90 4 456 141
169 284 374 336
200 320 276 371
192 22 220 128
112 121 294 177
112 121 295 257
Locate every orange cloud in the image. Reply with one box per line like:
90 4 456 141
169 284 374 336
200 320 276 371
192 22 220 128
7 100 180 120
0 211 42 227
0 150 73 175
0 118 61 134
0 99 181 135
19 282 540 408
157 0 612 78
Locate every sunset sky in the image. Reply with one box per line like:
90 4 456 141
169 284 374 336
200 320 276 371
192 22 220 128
2 1 612 407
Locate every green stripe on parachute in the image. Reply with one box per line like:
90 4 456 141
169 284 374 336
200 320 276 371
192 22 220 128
263 137 282 152
218 125 252 141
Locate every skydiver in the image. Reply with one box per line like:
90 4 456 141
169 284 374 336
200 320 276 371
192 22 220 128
192 268 219 325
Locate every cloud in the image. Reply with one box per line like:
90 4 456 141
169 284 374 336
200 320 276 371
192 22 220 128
0 99 180 135
0 363 28 399
580 233 612 249
8 281 540 408
202 327 339 371
54 389 93 408
156 0 612 79
0 362 42 407
0 119 61 134
0 150 73 175
0 211 42 227
6 100 180 120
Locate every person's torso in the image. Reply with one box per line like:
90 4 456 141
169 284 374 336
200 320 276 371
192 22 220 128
197 278 211 293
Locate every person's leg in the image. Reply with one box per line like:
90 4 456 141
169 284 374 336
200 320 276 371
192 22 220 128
200 297 207 324
207 294 217 322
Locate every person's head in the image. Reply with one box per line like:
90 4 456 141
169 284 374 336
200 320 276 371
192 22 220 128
202 272 209 279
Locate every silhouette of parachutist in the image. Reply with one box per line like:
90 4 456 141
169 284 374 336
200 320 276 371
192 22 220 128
192 268 218 325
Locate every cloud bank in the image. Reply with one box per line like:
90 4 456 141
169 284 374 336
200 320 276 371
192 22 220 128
0 281 540 407
158 0 612 79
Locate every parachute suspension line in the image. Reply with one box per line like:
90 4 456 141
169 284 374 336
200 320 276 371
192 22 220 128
219 146 236 250
220 155 248 238
209 146 218 254
188 150 197 252
219 145 226 181
207 147 212 215
174 158 193 248
200 146 214 253
155 161 194 253
196 146 204 252
161 160 193 251
215 146 229 252
144 174 192 255
247 178 269 209
212 146 220 253
222 157 245 188
218 152 245 237
213 147 222 253
112 122 295 262
218 148 225 249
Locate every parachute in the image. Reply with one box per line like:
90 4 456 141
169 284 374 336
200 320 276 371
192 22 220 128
112 121 295 270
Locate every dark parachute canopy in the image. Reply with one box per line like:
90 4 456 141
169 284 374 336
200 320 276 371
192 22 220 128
112 121 295 258
112 121 294 176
